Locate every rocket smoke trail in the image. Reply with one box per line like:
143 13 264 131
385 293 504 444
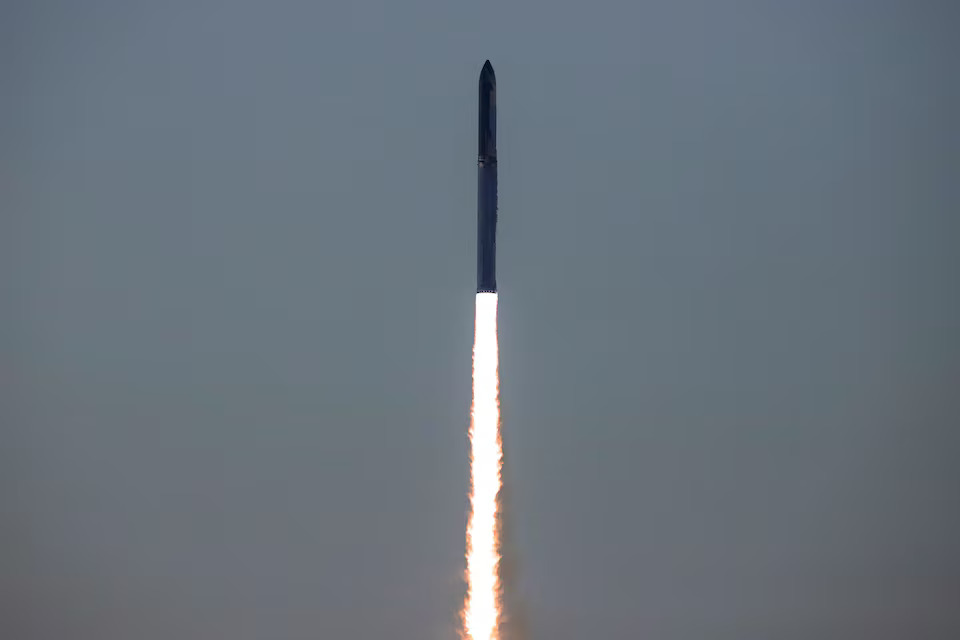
465 292 501 640
464 60 502 640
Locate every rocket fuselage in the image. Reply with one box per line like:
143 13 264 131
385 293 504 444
477 61 497 294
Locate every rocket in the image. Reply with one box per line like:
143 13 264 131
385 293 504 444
477 60 497 294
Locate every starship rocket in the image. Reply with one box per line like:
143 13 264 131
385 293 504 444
477 60 497 293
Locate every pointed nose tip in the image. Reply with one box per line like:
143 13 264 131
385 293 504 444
481 60 495 82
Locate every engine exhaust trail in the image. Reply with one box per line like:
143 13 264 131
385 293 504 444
464 292 502 640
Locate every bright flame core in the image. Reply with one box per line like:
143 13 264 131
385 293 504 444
464 292 502 640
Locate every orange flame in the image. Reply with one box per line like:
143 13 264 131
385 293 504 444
463 292 502 640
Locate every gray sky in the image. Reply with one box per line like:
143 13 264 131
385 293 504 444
3 1 959 639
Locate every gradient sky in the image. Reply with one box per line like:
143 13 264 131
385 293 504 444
3 1 959 639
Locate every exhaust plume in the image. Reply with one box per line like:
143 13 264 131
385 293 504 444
463 292 502 640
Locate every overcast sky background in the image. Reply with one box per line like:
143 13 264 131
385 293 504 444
3 1 959 639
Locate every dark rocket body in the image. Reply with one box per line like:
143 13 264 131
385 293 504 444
477 60 497 294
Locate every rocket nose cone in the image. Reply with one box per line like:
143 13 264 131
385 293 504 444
480 60 495 83
478 60 496 161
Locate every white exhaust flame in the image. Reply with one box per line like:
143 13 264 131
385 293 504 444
463 292 502 640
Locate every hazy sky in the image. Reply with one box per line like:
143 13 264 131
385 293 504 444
3 1 959 639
